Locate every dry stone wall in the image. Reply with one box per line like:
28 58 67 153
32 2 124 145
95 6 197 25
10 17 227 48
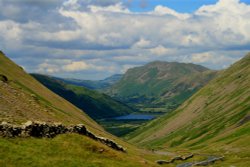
0 121 126 152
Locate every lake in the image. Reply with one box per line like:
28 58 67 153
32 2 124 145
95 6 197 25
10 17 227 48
114 113 156 120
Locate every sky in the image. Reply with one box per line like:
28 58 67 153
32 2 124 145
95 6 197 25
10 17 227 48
0 0 250 80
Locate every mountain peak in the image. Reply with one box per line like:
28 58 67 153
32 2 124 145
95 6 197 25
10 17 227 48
106 60 216 113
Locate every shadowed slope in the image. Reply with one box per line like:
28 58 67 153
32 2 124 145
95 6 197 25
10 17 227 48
31 74 133 119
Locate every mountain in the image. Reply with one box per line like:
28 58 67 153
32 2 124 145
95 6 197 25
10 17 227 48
0 51 98 128
0 51 160 167
57 74 122 90
31 74 133 119
126 53 250 166
107 61 217 113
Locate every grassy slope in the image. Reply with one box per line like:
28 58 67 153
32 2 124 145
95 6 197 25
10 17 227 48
0 51 165 166
107 61 216 112
31 74 133 119
0 133 169 167
0 51 99 129
126 53 250 166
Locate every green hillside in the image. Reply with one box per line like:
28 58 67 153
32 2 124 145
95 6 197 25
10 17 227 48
31 74 133 119
126 53 250 166
0 51 99 129
107 61 216 113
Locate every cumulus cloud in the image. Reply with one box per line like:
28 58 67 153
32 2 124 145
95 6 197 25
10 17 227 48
88 3 130 13
37 59 117 75
190 51 240 69
149 45 171 56
64 61 90 72
0 0 250 79
133 38 152 48
191 52 213 63
152 5 190 19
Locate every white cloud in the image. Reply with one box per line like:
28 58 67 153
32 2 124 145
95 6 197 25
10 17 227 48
149 45 171 56
37 59 117 74
133 38 152 48
191 52 213 63
63 61 89 72
190 51 240 69
88 3 129 13
63 0 80 10
38 62 60 73
1 0 250 79
152 5 190 19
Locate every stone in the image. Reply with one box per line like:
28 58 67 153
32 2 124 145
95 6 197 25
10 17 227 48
182 154 194 160
156 160 170 165
24 121 33 127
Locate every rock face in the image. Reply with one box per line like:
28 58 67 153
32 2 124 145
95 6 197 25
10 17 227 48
0 121 125 152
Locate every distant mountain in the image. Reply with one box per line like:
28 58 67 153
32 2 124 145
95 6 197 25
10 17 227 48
57 74 123 90
106 61 217 113
32 74 133 119
126 53 250 165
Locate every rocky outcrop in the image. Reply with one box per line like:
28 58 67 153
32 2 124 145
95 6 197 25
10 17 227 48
156 154 194 164
0 121 126 152
157 154 224 166
0 74 8 82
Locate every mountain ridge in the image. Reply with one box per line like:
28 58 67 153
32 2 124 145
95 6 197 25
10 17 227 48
106 61 217 113
57 74 123 90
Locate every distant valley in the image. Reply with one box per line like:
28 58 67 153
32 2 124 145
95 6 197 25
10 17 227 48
32 61 217 137
106 61 217 113
31 74 134 119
